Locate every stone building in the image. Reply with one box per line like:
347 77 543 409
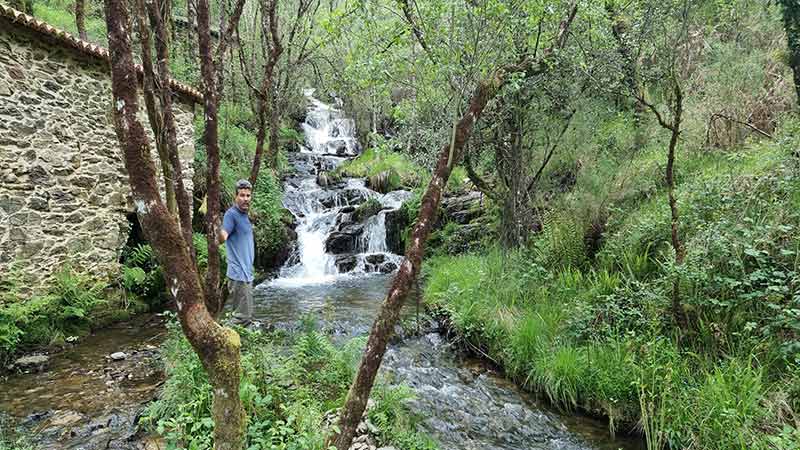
0 5 201 286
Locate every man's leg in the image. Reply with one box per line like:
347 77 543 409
229 280 248 324
239 281 253 322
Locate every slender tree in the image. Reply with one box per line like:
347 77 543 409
75 0 87 40
327 4 578 449
197 0 247 316
779 0 800 106
103 0 246 447
242 0 282 184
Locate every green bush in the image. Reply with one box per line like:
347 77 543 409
0 265 108 362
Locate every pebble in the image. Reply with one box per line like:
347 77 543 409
110 352 127 361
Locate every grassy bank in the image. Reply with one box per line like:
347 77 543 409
142 318 437 450
423 130 800 449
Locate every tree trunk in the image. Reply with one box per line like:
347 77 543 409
665 81 685 328
779 0 800 106
267 97 280 172
249 97 268 185
149 0 194 253
327 6 578 449
196 0 246 316
102 1 245 449
248 0 282 182
75 0 87 40
134 0 178 217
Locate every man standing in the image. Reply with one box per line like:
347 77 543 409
219 179 255 325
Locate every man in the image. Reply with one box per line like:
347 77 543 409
219 179 255 325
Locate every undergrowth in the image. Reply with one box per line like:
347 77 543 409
142 317 436 450
423 125 800 449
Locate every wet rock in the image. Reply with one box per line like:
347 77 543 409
353 198 382 222
340 205 356 214
342 188 370 205
326 232 356 254
317 171 332 187
48 410 83 427
378 261 398 273
335 255 358 272
339 223 364 236
327 139 349 155
383 208 407 255
13 354 49 370
365 253 386 265
110 351 127 361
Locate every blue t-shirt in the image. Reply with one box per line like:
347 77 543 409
222 206 254 282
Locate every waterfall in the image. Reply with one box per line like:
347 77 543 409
271 90 409 287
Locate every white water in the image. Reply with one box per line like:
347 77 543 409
271 91 408 287
300 88 360 156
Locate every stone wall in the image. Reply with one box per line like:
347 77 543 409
0 18 196 287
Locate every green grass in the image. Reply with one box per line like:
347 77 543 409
33 0 106 44
422 120 800 448
335 146 469 193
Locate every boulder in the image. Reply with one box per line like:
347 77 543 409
334 255 358 272
339 223 364 236
365 253 386 265
342 188 370 205
316 171 331 187
353 198 382 222
325 232 356 254
327 139 349 155
442 191 484 224
13 354 49 370
384 208 408 255
366 170 398 194
378 261 398 273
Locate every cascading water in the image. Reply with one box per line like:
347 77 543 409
272 90 408 286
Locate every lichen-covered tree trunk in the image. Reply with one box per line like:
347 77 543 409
665 81 685 328
134 0 178 217
75 0 87 40
102 0 245 448
148 0 194 253
197 0 246 316
327 5 578 449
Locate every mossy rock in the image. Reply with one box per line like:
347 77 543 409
353 198 382 222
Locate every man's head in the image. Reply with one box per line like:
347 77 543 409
234 179 252 212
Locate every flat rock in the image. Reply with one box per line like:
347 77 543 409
14 354 49 367
110 351 127 361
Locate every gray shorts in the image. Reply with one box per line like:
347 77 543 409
228 279 253 323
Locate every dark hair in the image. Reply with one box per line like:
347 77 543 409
235 179 252 194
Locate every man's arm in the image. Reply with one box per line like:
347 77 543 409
219 210 234 244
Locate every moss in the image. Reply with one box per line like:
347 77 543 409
353 198 382 222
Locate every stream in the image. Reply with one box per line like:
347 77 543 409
0 91 644 450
